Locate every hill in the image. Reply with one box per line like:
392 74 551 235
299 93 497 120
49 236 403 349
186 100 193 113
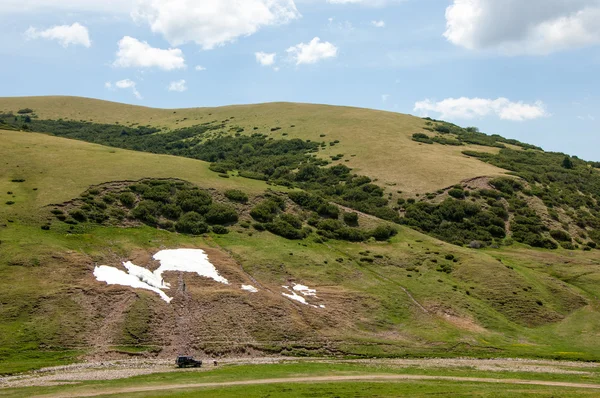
0 96 507 194
1 96 600 375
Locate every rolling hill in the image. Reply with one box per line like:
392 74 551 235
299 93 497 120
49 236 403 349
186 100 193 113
1 96 600 375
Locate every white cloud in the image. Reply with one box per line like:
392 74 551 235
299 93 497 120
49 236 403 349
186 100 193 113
382 94 390 103
168 79 188 92
108 79 142 99
195 65 207 71
132 0 300 50
444 0 600 55
372 20 386 28
414 97 549 121
25 23 91 48
255 51 277 66
113 36 186 71
287 37 338 65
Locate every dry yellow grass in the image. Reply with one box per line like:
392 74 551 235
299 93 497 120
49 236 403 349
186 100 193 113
0 129 273 220
0 96 508 194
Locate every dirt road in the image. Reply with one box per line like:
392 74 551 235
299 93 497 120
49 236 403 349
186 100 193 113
35 374 600 398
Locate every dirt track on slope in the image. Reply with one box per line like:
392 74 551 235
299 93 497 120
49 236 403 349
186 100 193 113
34 374 600 398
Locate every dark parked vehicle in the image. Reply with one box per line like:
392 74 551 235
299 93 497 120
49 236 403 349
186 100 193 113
176 356 202 368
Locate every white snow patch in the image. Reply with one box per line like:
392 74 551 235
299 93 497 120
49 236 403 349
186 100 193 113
282 291 311 306
293 284 317 297
281 284 325 308
153 249 229 285
94 265 172 303
93 248 229 303
241 284 258 293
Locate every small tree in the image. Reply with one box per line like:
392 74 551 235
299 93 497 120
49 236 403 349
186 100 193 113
562 156 574 169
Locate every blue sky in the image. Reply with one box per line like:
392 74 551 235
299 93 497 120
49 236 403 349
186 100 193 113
1 0 599 160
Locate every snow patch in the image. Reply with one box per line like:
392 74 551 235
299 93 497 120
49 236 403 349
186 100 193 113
241 284 258 293
93 248 230 303
153 249 229 285
94 265 173 303
281 283 324 308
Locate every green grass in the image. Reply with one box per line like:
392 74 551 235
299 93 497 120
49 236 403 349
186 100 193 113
3 362 600 398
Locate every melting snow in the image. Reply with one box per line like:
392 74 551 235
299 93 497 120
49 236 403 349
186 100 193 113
93 248 229 303
241 285 258 293
281 283 324 308
293 284 317 296
94 265 172 303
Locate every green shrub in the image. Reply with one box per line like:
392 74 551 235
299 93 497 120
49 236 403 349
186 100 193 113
176 190 212 213
266 217 309 240
448 188 465 199
211 225 229 234
119 192 137 208
370 224 398 241
161 203 182 220
224 189 249 203
250 200 281 222
70 209 87 222
131 200 161 224
204 204 239 225
343 212 359 226
550 230 571 242
317 203 340 219
176 212 209 235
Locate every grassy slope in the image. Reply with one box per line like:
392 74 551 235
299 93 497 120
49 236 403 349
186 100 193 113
0 96 507 194
1 129 600 376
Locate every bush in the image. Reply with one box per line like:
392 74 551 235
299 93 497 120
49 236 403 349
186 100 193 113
176 190 212 213
250 200 281 222
119 192 137 208
176 212 209 235
550 229 571 242
343 212 359 226
448 188 465 199
370 224 398 241
211 225 229 234
224 189 249 203
161 203 182 220
17 108 33 114
204 203 239 225
266 216 309 240
131 200 161 224
70 209 87 222
317 203 340 219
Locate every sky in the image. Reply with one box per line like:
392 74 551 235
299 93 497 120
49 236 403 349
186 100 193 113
1 0 599 160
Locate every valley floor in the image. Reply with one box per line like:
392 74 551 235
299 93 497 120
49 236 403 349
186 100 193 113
2 358 600 397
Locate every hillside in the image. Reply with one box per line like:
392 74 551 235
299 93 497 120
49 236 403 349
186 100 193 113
1 97 600 375
0 96 507 194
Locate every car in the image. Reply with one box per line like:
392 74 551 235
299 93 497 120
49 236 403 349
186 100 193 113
176 356 202 368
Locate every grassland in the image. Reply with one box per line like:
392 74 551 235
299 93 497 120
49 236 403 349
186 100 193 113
1 128 600 377
3 361 600 397
0 96 508 194
1 96 600 398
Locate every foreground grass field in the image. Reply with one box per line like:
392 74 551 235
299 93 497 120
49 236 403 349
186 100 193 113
3 361 600 397
0 96 508 194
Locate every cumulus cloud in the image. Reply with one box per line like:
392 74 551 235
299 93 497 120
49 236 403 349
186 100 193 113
372 20 386 28
414 97 549 121
286 37 338 65
25 23 91 48
444 0 600 55
106 79 142 99
132 0 300 50
255 51 277 66
113 36 185 71
168 79 188 92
